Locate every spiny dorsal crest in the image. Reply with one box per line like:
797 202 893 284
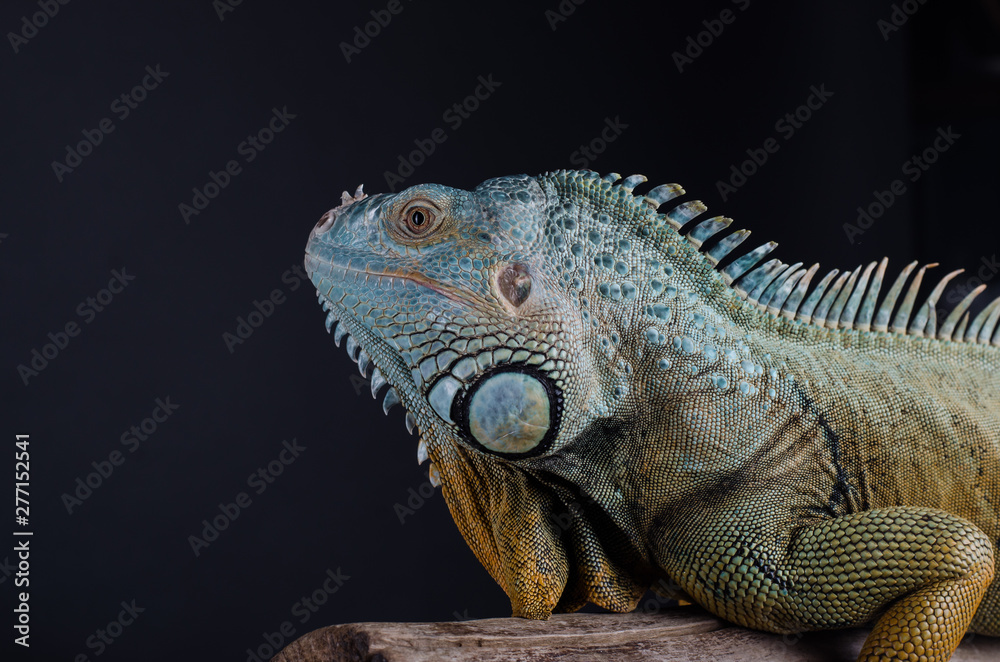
567 170 1000 347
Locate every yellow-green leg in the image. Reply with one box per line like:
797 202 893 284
791 508 994 661
971 562 1000 636
657 507 994 662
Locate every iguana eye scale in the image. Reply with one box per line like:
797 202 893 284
468 372 550 453
459 366 559 458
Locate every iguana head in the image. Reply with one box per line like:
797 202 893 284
303 170 771 618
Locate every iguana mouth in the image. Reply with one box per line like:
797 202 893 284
322 262 474 308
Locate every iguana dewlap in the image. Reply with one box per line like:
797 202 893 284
304 170 999 662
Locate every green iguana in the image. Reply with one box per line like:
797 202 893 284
303 170 999 661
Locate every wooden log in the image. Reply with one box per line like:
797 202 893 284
273 607 1000 662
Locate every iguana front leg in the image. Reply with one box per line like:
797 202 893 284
655 507 995 662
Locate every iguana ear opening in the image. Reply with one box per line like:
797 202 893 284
497 262 533 308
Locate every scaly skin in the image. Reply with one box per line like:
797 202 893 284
304 170 999 661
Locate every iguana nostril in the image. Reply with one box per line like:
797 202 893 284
312 185 368 236
315 210 334 232
498 263 532 307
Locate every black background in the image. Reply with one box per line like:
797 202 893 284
2 1 999 660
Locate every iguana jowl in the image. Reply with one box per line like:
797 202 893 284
304 170 999 661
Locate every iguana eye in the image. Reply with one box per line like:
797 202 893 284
403 205 435 234
389 200 443 244
408 208 428 228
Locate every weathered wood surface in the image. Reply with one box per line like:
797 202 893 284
273 607 1000 661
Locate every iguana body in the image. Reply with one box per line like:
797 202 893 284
304 170 999 661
